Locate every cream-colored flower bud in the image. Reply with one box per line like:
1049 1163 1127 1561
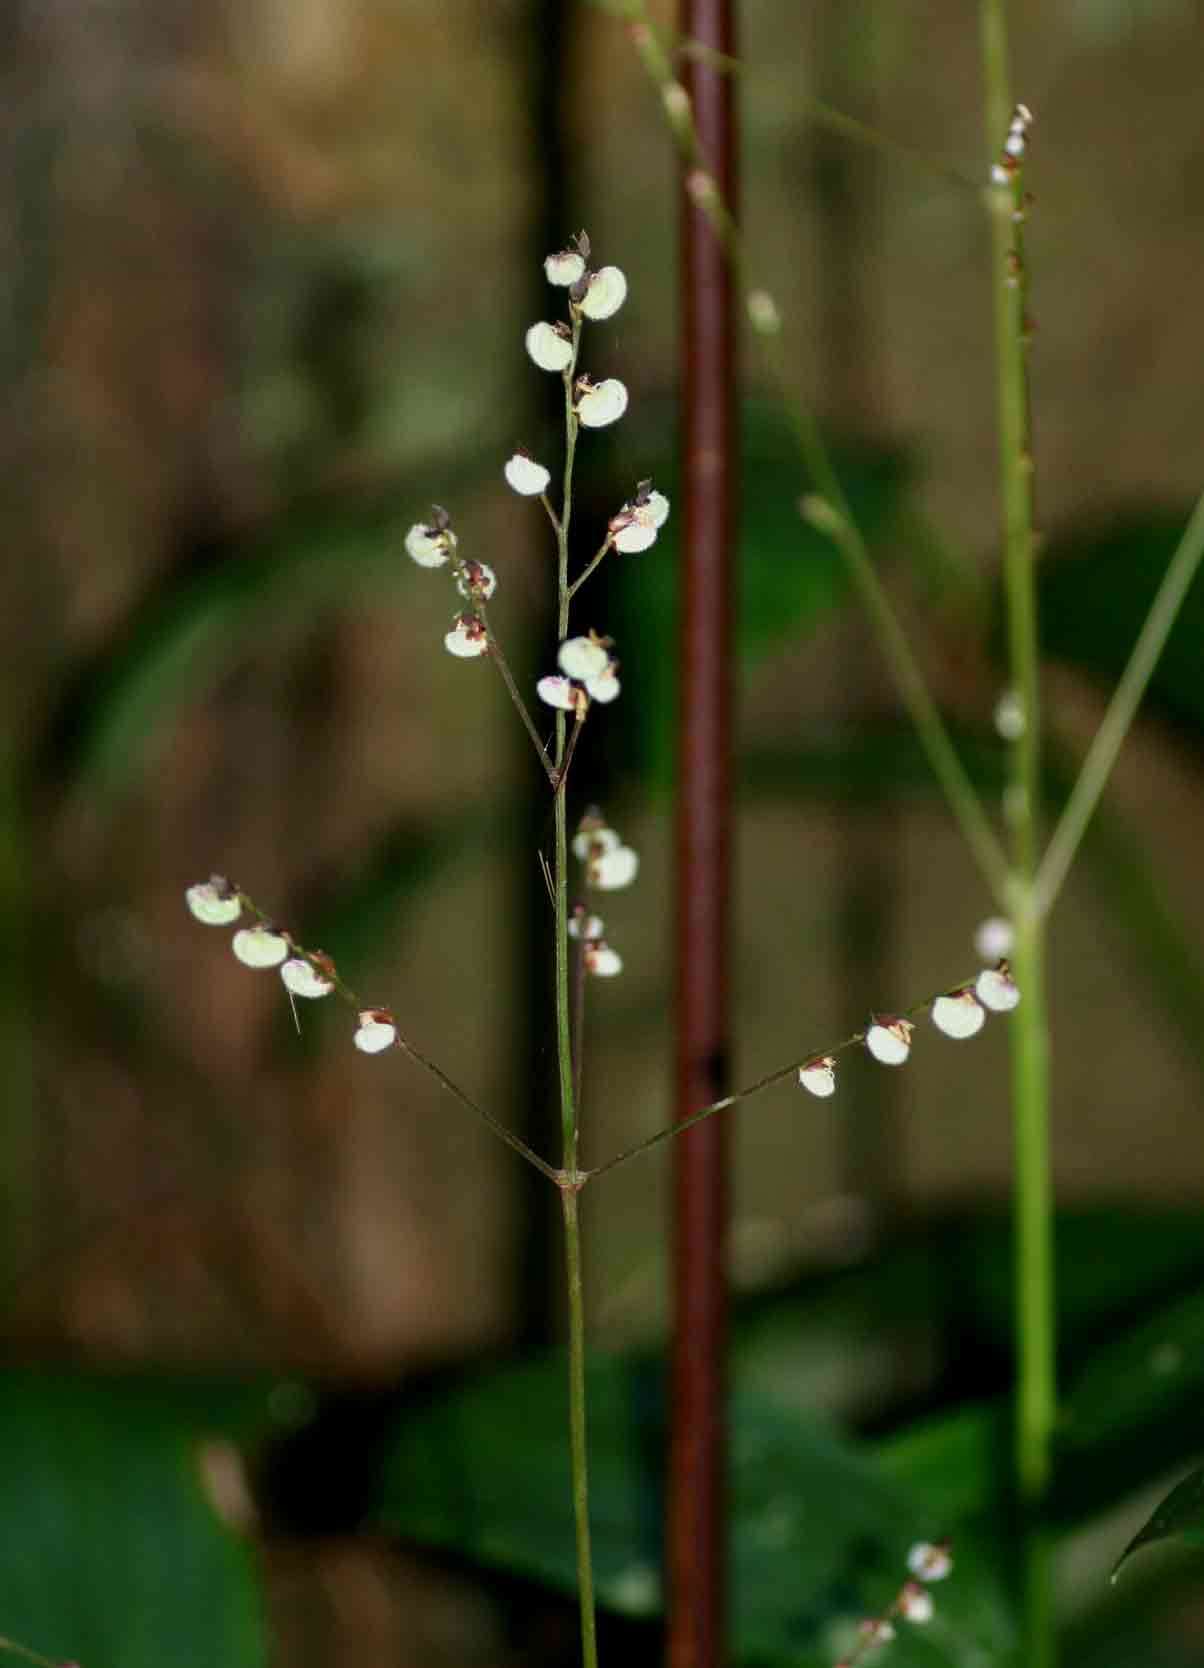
585 662 620 704
976 965 1020 1012
232 926 289 969
354 1009 397 1054
907 1541 953 1582
575 377 628 428
504 452 551 496
865 1016 913 1066
589 844 638 890
611 516 658 554
525 321 574 372
579 266 627 321
455 561 497 601
898 1583 934 1624
545 249 586 287
405 523 455 568
559 635 611 682
974 916 1014 961
444 613 489 658
537 675 582 712
584 941 623 977
186 878 241 926
798 1057 836 1098
931 990 986 1039
281 957 334 999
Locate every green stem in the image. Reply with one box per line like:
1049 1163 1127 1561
1034 485 1204 917
566 537 615 602
980 8 1056 1666
481 608 557 785
562 1186 599 1668
552 306 598 1667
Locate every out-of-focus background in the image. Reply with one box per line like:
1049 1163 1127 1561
3 0 1204 1663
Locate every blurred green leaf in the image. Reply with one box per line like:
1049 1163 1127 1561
872 1402 1009 1529
1037 511 1204 737
611 402 911 787
51 498 411 802
375 1351 1014 1667
1112 1466 1204 1581
0 1372 271 1668
1063 1285 1204 1453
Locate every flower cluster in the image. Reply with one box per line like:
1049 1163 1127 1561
568 810 639 978
991 100 1033 186
538 634 620 713
185 877 397 1056
796 927 1021 1099
834 1541 953 1667
608 480 671 555
403 505 498 662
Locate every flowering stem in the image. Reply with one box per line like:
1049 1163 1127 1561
230 888 561 1183
618 0 1011 906
561 1185 599 1668
566 537 615 602
584 976 977 1183
552 308 600 1668
980 9 1056 1666
481 610 558 786
1033 483 1204 919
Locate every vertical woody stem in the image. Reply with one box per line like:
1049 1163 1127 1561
670 3 737 1666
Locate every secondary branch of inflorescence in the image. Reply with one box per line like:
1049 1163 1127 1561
186 868 1020 1190
834 1541 955 1668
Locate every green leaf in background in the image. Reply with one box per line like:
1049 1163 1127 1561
0 1372 282 1668
49 498 412 804
610 400 911 788
1036 510 1204 738
1112 1466 1204 1581
374 1351 1014 1667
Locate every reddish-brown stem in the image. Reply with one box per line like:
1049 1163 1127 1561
670 3 737 1666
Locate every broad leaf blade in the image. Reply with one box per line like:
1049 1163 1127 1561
0 1372 270 1668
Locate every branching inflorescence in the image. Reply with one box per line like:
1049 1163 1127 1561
185 234 1021 1668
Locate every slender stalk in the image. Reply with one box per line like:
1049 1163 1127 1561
552 308 599 1667
230 888 560 1182
585 975 971 1182
1033 484 1204 917
566 536 615 601
481 609 558 785
562 1186 599 1668
980 9 1056 1666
